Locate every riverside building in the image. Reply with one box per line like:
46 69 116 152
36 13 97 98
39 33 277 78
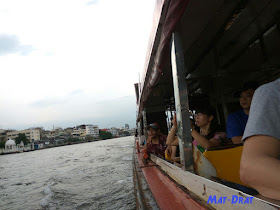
6 129 40 143
72 124 99 138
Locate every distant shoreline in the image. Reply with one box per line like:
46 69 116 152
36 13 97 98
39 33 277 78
0 136 132 155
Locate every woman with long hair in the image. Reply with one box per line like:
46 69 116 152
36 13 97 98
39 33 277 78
167 105 227 153
191 106 227 152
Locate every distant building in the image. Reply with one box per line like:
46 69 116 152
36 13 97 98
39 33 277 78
64 127 74 134
0 129 6 141
129 128 136 136
86 125 99 138
43 130 56 139
6 129 40 142
72 124 99 138
5 139 16 149
109 127 119 137
0 129 15 141
29 127 44 137
125 124 129 130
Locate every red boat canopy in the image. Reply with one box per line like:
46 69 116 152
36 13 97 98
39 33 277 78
137 0 190 121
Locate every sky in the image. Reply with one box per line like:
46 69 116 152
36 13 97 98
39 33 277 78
0 0 156 130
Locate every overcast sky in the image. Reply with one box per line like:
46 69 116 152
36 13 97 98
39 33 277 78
0 0 156 130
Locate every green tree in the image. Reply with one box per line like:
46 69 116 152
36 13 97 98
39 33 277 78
99 130 113 140
67 137 80 142
123 131 130 136
15 133 29 145
85 135 94 142
0 140 5 148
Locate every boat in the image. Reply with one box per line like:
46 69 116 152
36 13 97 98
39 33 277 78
133 0 280 209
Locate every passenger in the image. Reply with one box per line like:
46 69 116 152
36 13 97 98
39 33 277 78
167 107 226 153
227 81 259 144
143 123 167 160
192 106 227 152
240 78 280 200
171 145 180 163
166 115 179 145
165 145 180 163
166 115 180 162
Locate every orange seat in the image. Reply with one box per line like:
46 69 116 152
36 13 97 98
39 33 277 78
203 145 250 187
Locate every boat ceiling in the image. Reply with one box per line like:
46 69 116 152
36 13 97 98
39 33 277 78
141 0 280 114
180 0 280 104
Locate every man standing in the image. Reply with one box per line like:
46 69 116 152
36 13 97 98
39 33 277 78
226 81 259 144
240 78 280 200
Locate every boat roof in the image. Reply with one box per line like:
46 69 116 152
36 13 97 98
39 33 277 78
137 0 280 120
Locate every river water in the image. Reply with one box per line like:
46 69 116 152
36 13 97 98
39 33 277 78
0 136 135 210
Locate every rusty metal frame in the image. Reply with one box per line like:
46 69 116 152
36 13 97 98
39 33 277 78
142 108 148 138
171 32 193 171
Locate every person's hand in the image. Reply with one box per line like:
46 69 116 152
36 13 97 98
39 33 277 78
190 119 195 130
142 149 148 159
142 149 149 165
172 156 180 163
172 114 177 127
166 145 172 156
146 136 152 143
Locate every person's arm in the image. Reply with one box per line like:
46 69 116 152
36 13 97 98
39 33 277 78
142 137 152 164
171 137 179 146
191 130 220 150
227 113 244 144
165 145 172 156
166 125 177 145
166 115 178 145
143 137 151 151
240 135 280 200
171 146 180 162
143 141 147 150
231 136 242 144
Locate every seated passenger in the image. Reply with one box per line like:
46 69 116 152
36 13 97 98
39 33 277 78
227 81 259 144
143 123 167 159
166 115 179 145
192 106 227 152
167 106 226 153
240 78 280 200
166 115 180 161
171 145 180 163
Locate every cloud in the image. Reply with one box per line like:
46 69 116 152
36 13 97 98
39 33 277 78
0 34 34 55
45 52 55 56
0 0 155 130
29 89 85 108
30 97 69 108
86 0 99 6
24 95 136 130
69 89 84 95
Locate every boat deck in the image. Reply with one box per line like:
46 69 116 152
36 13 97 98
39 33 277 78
134 149 214 209
133 146 280 210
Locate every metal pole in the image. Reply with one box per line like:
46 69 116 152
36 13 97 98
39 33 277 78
165 110 170 131
171 32 193 171
142 108 148 138
222 102 229 122
137 120 142 145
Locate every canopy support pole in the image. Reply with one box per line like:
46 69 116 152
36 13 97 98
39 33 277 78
171 32 193 171
142 109 148 138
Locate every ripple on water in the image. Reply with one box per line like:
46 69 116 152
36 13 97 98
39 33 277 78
40 180 55 208
122 156 133 161
1 136 135 210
